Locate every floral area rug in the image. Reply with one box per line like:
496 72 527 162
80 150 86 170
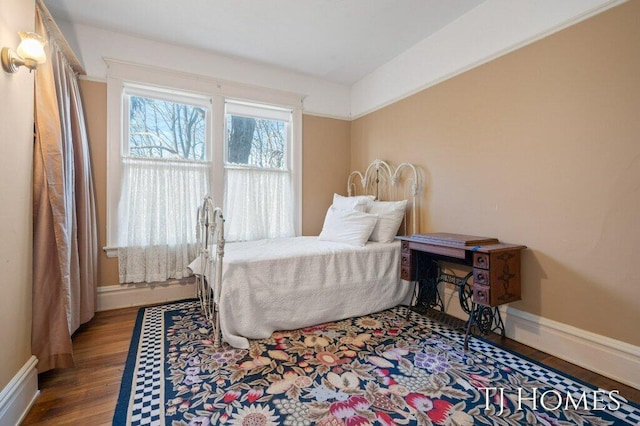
114 300 640 425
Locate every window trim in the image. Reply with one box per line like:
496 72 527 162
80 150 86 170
105 59 303 256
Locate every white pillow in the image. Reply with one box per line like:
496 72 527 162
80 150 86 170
332 193 375 212
368 200 408 243
318 207 378 246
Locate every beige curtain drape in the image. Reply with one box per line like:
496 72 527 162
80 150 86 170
32 6 98 373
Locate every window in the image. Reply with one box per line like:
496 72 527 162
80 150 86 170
225 102 288 169
223 101 295 241
116 85 212 283
106 61 302 283
127 92 207 161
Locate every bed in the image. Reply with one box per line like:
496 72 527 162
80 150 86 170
190 159 421 349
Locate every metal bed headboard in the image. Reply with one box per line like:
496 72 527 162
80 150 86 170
347 159 420 236
195 195 225 348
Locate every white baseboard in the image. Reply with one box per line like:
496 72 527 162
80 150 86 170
440 286 640 390
97 279 196 311
0 356 39 426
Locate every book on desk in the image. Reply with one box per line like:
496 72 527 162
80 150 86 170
406 233 498 247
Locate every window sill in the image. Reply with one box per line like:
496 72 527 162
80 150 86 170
103 246 118 258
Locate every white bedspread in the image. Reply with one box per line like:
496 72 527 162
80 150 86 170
189 237 411 348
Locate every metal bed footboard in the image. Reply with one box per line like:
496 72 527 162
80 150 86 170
195 195 225 348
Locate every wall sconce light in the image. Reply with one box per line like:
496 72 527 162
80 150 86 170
2 32 47 73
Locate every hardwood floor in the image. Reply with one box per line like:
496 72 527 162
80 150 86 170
22 307 138 425
21 305 639 424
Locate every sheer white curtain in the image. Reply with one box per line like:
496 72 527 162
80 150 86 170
224 168 295 241
117 158 209 283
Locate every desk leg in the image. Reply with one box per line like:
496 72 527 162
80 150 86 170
464 305 506 350
416 279 444 312
475 306 505 336
413 258 444 312
494 309 506 338
406 280 418 320
464 303 476 351
457 272 475 316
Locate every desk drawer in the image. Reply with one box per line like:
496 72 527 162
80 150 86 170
401 241 411 253
473 269 490 286
473 253 490 269
473 284 491 306
401 266 414 281
401 253 411 267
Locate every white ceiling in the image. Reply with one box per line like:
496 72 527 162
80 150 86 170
42 0 485 85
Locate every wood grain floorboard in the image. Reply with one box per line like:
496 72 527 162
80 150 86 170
21 305 639 424
22 306 138 425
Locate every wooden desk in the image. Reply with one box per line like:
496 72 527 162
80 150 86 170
397 233 526 348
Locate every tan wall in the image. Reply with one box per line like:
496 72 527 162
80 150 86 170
80 80 120 287
0 0 35 389
79 80 351 285
302 115 351 235
351 0 640 346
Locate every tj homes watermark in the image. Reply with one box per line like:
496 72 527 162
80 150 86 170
483 387 623 416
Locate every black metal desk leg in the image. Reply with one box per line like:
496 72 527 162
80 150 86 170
464 305 506 351
464 303 476 351
406 280 418 320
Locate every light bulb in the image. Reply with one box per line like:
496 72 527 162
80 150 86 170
16 32 47 66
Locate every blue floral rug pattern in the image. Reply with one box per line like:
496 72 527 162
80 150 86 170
114 300 640 425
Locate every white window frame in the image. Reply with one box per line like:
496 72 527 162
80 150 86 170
104 59 303 257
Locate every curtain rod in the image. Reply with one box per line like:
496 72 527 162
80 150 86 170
35 0 86 75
